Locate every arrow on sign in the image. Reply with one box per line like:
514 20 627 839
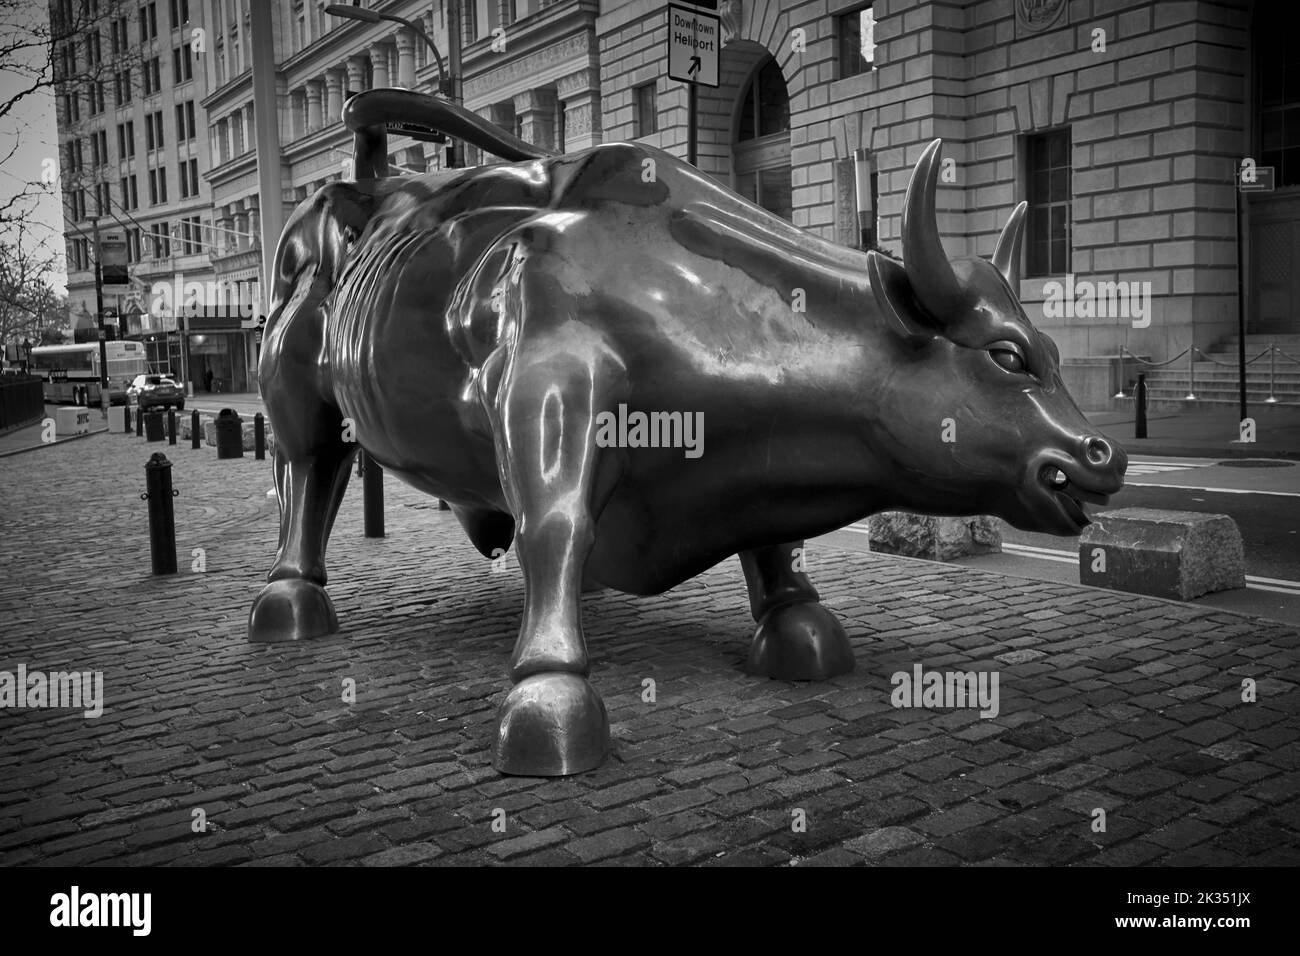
689 55 701 78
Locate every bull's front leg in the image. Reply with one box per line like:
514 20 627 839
486 353 613 776
740 542 855 680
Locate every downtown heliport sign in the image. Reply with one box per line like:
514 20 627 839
667 3 720 87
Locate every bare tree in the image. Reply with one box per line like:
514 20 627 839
0 218 68 346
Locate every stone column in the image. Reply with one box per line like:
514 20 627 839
395 30 416 89
557 69 601 152
218 212 234 253
513 87 558 152
369 43 390 89
346 56 366 96
246 201 260 249
325 69 344 123
306 79 323 132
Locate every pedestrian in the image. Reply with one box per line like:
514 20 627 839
204 368 213 393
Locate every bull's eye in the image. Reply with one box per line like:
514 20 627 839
988 342 1026 373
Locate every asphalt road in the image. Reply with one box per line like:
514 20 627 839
816 455 1300 626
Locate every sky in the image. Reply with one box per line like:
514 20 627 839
0 2 69 295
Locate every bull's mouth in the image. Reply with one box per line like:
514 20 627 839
1038 463 1113 530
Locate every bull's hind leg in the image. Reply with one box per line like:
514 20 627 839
740 542 855 680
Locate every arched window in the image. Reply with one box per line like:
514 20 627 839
733 57 792 220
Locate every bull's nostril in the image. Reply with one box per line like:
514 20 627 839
1085 437 1111 466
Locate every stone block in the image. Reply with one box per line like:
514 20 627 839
867 512 1002 561
1079 508 1245 600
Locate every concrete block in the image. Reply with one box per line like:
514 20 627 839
1079 508 1245 600
107 405 126 432
54 406 91 437
867 513 1002 561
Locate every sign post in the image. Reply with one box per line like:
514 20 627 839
1235 161 1275 427
667 3 720 167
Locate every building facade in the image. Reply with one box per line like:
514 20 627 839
58 1 1295 404
51 0 224 387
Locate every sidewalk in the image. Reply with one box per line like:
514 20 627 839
0 429 1296 866
1086 404 1300 460
0 414 109 458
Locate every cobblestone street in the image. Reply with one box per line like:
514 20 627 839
1 430 1297 867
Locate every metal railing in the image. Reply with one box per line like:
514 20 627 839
1116 343 1300 403
0 374 44 431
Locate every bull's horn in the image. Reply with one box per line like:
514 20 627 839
993 201 1027 288
902 139 965 320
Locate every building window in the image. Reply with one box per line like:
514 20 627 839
115 68 132 105
1026 128 1072 277
143 56 161 95
177 157 199 197
169 0 189 28
175 100 195 140
85 29 101 67
110 16 128 55
633 82 657 137
839 4 877 79
121 174 138 210
1258 23 1300 186
149 222 170 258
733 57 792 221
87 81 105 115
95 181 110 216
173 43 193 84
148 166 168 204
140 2 158 42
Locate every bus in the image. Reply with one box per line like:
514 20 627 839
29 342 150 406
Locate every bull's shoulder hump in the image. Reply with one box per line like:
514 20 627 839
544 142 680 210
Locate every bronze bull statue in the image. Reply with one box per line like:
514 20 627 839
249 90 1126 776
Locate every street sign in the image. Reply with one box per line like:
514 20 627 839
668 3 720 87
1238 165 1275 192
99 231 129 285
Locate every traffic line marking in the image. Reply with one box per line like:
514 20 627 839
1002 543 1300 595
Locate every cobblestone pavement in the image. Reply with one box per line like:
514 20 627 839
1 430 1298 867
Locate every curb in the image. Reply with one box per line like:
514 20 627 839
0 425 111 459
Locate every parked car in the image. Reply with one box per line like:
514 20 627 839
108 379 130 406
127 374 185 410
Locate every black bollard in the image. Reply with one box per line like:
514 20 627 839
362 451 384 538
136 405 144 437
167 408 177 445
123 405 132 434
142 452 177 575
191 409 201 449
254 412 266 460
1135 372 1148 439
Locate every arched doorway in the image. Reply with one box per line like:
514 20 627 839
732 56 792 220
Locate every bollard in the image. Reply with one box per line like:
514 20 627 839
167 408 177 445
123 405 132 434
215 408 243 459
254 412 266 460
144 408 165 442
1135 372 1148 439
191 409 201 449
136 405 144 437
142 452 177 575
362 450 384 538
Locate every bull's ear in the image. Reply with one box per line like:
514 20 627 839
868 250 935 346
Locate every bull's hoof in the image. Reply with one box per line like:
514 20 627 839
747 601 855 680
492 673 610 776
248 579 338 643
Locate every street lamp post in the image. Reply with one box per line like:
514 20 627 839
325 3 463 167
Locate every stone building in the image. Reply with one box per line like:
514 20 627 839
72 0 1289 405
50 0 220 382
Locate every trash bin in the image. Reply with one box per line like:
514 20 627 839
144 409 165 442
215 408 243 459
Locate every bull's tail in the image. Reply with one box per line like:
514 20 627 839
341 88 558 180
